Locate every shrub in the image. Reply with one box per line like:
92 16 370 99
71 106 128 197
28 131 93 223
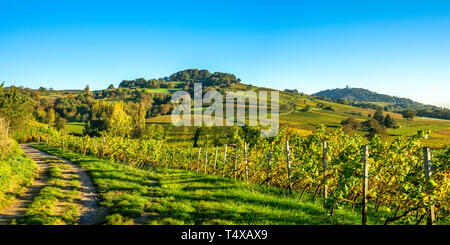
0 117 12 158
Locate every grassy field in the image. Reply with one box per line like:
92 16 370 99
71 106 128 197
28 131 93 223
0 143 37 211
144 88 180 94
29 144 446 225
144 109 450 147
66 122 85 135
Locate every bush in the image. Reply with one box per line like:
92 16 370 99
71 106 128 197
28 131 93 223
362 119 388 138
55 117 67 131
0 142 37 211
104 213 134 225
0 117 12 158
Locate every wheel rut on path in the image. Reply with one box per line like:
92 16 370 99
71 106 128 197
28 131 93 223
0 144 106 225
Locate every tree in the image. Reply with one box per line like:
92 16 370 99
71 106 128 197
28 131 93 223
0 84 32 131
169 69 240 88
231 125 242 144
0 116 12 157
362 119 388 138
337 98 349 105
280 103 295 113
301 105 311 112
284 89 299 95
341 117 362 134
373 110 384 123
77 104 90 116
107 84 116 90
383 114 397 128
131 102 147 138
241 125 260 146
142 124 165 140
83 85 90 94
107 102 133 137
47 108 56 128
160 104 171 115
401 109 416 120
193 127 203 147
167 82 175 89
55 117 67 130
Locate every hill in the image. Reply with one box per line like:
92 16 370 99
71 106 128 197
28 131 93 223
312 87 416 104
118 69 241 91
312 87 450 120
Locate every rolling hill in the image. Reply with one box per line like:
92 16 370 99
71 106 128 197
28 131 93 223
312 87 450 120
4 70 450 148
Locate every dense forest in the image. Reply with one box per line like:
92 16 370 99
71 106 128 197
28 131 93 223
119 69 241 90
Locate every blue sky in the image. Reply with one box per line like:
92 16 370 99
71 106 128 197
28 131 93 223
1 0 450 108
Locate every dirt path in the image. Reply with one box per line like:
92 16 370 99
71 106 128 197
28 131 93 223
65 160 107 225
0 146 51 225
0 144 106 225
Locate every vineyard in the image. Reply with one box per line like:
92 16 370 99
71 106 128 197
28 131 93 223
21 125 450 225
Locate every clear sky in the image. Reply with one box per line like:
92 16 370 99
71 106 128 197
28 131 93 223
1 0 450 108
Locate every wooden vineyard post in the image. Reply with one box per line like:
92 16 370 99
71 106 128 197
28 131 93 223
189 147 193 171
423 147 436 225
204 146 208 173
234 144 238 180
103 137 106 158
197 147 201 173
62 139 65 151
362 145 369 225
323 141 328 202
267 142 273 187
173 150 177 170
81 138 84 155
214 145 218 172
94 136 97 156
46 135 49 146
223 144 227 177
244 142 248 182
123 140 128 165
286 140 292 193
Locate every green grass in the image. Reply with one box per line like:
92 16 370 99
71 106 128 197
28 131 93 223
390 120 450 136
144 88 180 94
0 142 37 211
33 144 159 225
280 111 344 131
15 158 81 225
66 122 85 135
30 144 412 225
